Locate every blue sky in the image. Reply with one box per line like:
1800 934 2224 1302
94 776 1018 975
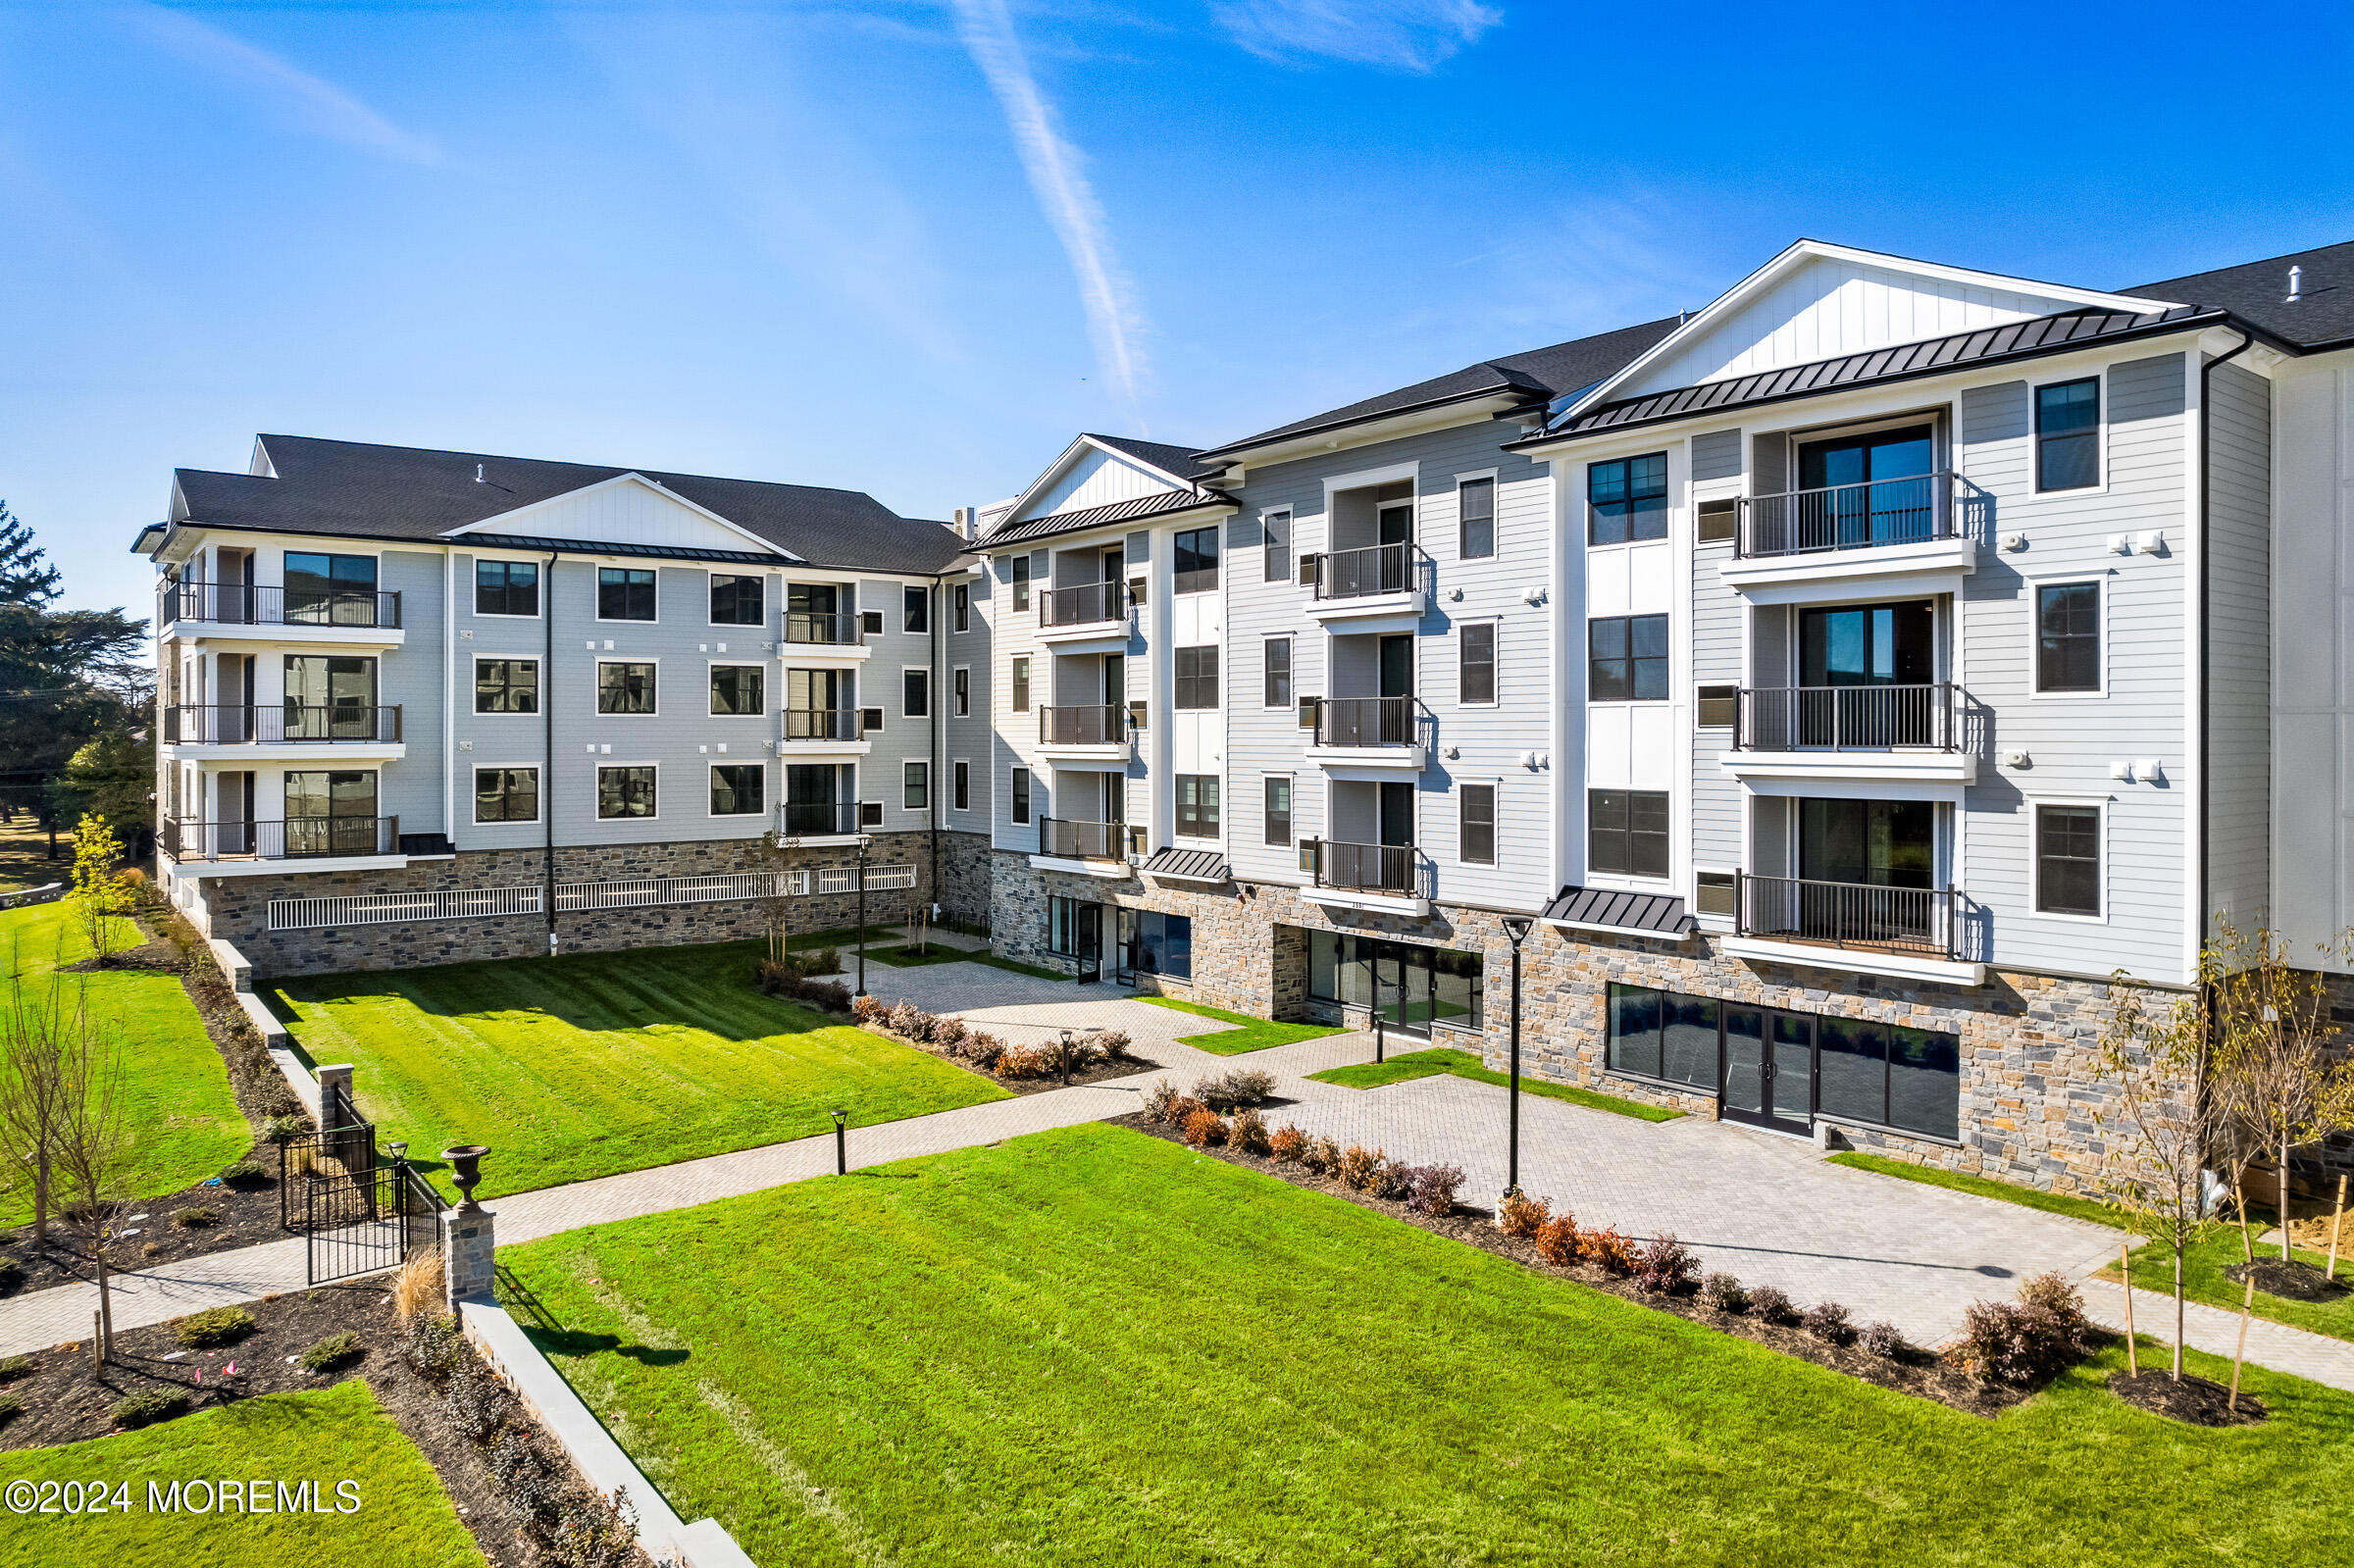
3 0 2347 613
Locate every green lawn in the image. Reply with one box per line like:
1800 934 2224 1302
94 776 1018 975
1826 1151 2133 1228
270 938 1008 1199
0 1379 484 1568
1311 1045 1682 1122
0 900 248 1226
1135 995 1350 1054
503 1123 2344 1567
863 944 1070 982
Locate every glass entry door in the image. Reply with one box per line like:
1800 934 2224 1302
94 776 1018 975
1075 903 1102 982
1721 1007 1814 1134
1370 939 1436 1037
1794 424 1937 549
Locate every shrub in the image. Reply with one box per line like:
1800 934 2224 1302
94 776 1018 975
486 1429 565 1526
0 1392 18 1426
1268 1124 1308 1163
2017 1270 2094 1348
110 1389 188 1430
957 1031 1005 1071
1633 1234 1700 1295
1959 1273 2094 1386
1372 1160 1419 1201
1302 1135 1342 1176
442 1365 516 1442
1164 1094 1207 1128
1533 1214 1581 1266
1229 1108 1272 1157
402 1313 467 1380
1860 1320 1908 1359
803 979 851 1012
259 1086 304 1120
172 1205 222 1230
0 1354 30 1383
852 993 890 1025
1144 1080 1180 1123
1096 1029 1134 1060
174 1306 256 1348
1497 1191 1551 1239
300 1331 365 1372
889 1000 927 1038
1697 1273 1748 1314
1181 1109 1229 1148
1801 1301 1856 1345
752 958 794 995
1747 1285 1795 1325
261 1114 308 1145
1408 1163 1464 1217
931 1016 969 1048
221 1159 268 1188
1196 1068 1276 1112
1335 1144 1386 1191
393 1249 444 1325
1581 1227 1637 1276
996 1044 1049 1079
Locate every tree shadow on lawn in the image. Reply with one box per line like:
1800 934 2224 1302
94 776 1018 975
501 1265 689 1367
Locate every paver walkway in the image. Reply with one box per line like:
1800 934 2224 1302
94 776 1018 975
7 967 2351 1392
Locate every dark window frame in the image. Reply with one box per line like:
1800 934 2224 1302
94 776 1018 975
596 567 658 622
708 663 765 717
1589 787 1670 879
1173 526 1220 594
1264 637 1292 709
2035 376 2101 492
2034 802 2103 917
708 573 765 627
953 760 971 812
1010 556 1031 612
1175 774 1220 838
1588 614 1669 702
1459 622 1497 705
595 660 657 716
1587 453 1669 545
953 666 970 717
1174 645 1219 709
902 760 929 811
473 657 538 716
1011 767 1032 825
1458 476 1496 560
1459 784 1497 865
474 559 539 618
1264 776 1292 846
1010 656 1031 713
2035 581 2101 693
708 763 766 817
952 581 970 632
596 764 657 820
903 585 929 633
902 668 930 718
1262 510 1291 582
472 766 538 824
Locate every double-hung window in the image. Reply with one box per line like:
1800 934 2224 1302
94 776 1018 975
1460 784 1496 865
2036 378 2100 491
1010 656 1031 712
597 567 657 621
903 761 929 810
709 574 764 626
475 560 537 617
2035 804 2102 916
2035 582 2100 692
1175 775 1220 837
1262 511 1291 582
903 586 929 632
1173 527 1219 593
903 668 930 717
1010 555 1031 611
1174 646 1219 709
1011 767 1032 825
953 667 970 717
953 760 970 812
596 661 656 715
474 657 537 715
1264 777 1292 846
1589 788 1669 879
1589 615 1668 701
1588 454 1668 544
1458 477 1496 559
1264 638 1292 708
953 582 970 632
1459 623 1497 705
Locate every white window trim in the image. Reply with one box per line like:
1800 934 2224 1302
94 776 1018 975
2026 793 2111 925
901 759 930 814
1009 654 1032 714
706 759 769 819
1010 766 1034 826
1263 636 1293 710
860 607 887 637
952 664 971 718
1260 507 1293 583
2022 571 2111 700
470 764 541 827
902 584 930 634
593 656 660 718
951 758 972 813
704 569 768 632
706 659 767 719
1457 618 1501 709
900 664 931 719
2029 366 2112 499
593 565 662 625
952 580 971 633
1263 773 1293 847
858 701 887 735
1453 468 1500 561
1457 779 1499 866
471 655 541 717
594 761 661 823
1691 867 1741 929
469 555 544 621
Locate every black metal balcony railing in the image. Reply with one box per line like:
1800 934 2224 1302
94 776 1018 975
162 704 403 744
1306 838 1420 896
1735 472 1957 559
1312 695 1419 749
1038 817 1121 860
1039 581 1127 629
782 612 863 646
158 581 403 631
1311 541 1419 601
782 709 863 742
1733 684 1956 752
1038 705 1128 746
781 801 860 836
161 815 400 863
1734 872 1956 960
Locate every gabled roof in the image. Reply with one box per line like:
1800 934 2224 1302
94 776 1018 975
977 430 1233 551
1081 433 1210 484
1193 316 1683 463
2130 238 2354 352
980 489 1229 550
156 434 967 575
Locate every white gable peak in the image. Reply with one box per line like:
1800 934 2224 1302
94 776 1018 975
442 473 794 559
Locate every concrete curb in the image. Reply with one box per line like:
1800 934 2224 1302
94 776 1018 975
209 934 316 1119
460 1298 755 1568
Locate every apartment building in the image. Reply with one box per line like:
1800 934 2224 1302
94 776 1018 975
980 236 2354 1194
136 435 991 975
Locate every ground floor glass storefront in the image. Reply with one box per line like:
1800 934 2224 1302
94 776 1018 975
1298 927 1482 1035
1606 983 1959 1140
1046 897 1194 983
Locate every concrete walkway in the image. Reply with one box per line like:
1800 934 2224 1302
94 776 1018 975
7 974 2351 1392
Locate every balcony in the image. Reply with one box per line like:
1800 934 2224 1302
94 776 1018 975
162 703 405 759
779 801 864 842
1302 542 1428 629
781 612 870 662
161 815 403 870
1724 872 1981 986
1033 816 1131 878
157 582 405 646
1038 582 1132 648
780 708 869 754
1718 472 1975 597
1303 838 1429 917
1722 684 1973 785
1306 696 1428 770
1037 703 1132 762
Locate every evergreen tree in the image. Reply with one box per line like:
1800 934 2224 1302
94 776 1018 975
0 502 63 610
0 506 147 832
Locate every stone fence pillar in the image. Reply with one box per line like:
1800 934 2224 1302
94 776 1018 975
442 1206 496 1315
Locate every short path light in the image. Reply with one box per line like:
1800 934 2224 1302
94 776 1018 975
1500 915 1536 1203
831 1108 848 1176
1059 1028 1075 1087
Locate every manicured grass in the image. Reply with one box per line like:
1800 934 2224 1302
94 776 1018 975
1136 995 1350 1054
271 938 1007 1199
0 1379 484 1568
1827 1151 2134 1228
863 944 1070 982
2111 1229 2354 1344
0 900 248 1226
1310 1044 1682 1121
504 1122 2348 1568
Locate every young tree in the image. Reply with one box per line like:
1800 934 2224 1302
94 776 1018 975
0 961 71 1245
70 813 132 965
2095 962 2234 1380
2207 921 2354 1261
751 830 797 963
44 987 132 1360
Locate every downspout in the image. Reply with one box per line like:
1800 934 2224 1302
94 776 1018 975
442 550 454 849
545 549 560 954
2195 328 2254 947
930 578 944 911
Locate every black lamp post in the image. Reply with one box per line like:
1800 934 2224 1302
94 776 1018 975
1500 915 1535 1202
1059 1028 1075 1087
853 834 872 997
831 1108 847 1175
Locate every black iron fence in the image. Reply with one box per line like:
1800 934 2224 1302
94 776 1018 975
163 703 403 744
1734 872 1957 960
159 580 403 630
1735 472 1957 558
1733 683 1957 751
1039 817 1121 860
1306 838 1420 896
1312 695 1421 749
1039 580 1127 628
1309 541 1421 601
783 611 863 646
163 815 401 863
1039 704 1128 745
783 708 862 741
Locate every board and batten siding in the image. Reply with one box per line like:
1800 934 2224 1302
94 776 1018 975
2203 360 2273 934
1689 429 1745 882
1957 353 2191 985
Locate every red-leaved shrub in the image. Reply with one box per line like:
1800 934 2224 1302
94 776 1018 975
1181 1108 1229 1147
1581 1227 1637 1275
1335 1144 1386 1191
1533 1214 1580 1266
1497 1191 1551 1238
1229 1108 1272 1157
1268 1124 1308 1163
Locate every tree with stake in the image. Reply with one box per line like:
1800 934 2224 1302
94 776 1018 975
2207 920 2354 1266
42 986 131 1359
0 958 70 1246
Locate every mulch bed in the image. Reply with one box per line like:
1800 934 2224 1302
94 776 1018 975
2107 1368 2269 1427
860 1022 1161 1096
2225 1256 2348 1303
1116 1111 2075 1418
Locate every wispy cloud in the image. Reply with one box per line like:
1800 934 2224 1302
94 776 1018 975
1212 0 1502 73
947 0 1149 406
121 0 438 164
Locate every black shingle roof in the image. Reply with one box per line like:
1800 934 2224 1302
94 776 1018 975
1081 433 1209 482
1535 304 2223 442
1196 316 1684 462
163 435 969 575
1539 885 1694 937
2131 239 2354 352
979 488 1229 550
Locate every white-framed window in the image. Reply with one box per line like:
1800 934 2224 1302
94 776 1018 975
903 761 929 811
953 759 971 812
1458 622 1497 706
2030 578 2103 696
1010 656 1030 713
1261 509 1291 582
2034 375 2102 493
596 763 658 820
902 667 930 718
708 572 765 628
953 665 970 717
903 585 929 632
1459 783 1496 865
1263 776 1292 846
1011 767 1032 825
708 662 765 717
1264 637 1291 708
473 559 540 618
860 608 886 637
595 659 657 716
952 581 970 632
473 766 538 825
2030 797 2107 921
595 566 659 623
1457 472 1497 560
709 762 766 817
474 657 538 715
1010 555 1032 612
